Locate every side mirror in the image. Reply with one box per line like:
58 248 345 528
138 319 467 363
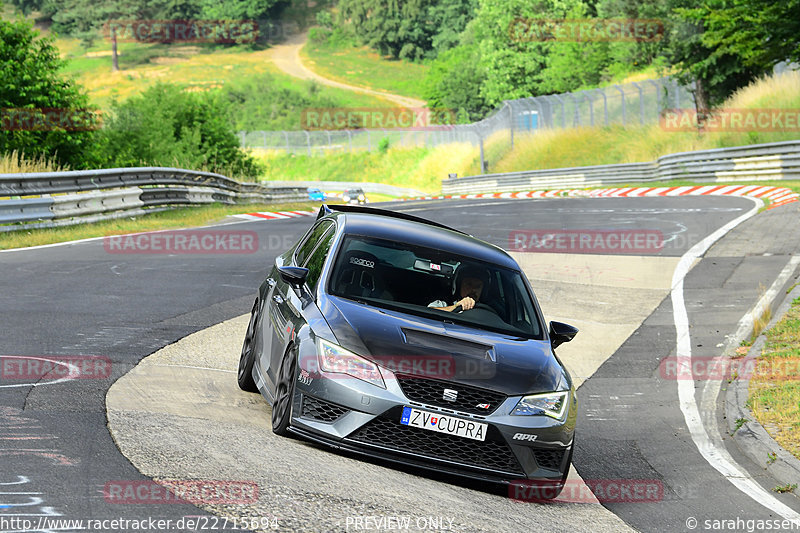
278 266 309 291
549 321 578 349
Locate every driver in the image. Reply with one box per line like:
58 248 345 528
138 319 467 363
428 265 489 312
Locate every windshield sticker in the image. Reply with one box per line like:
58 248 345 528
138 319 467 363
349 257 375 268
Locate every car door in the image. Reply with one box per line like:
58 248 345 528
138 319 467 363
261 220 334 393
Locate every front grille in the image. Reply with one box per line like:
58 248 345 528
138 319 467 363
349 415 523 475
301 396 349 423
533 449 565 471
396 374 507 415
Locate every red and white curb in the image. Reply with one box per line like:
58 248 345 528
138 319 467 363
233 185 798 221
232 210 316 221
400 185 799 210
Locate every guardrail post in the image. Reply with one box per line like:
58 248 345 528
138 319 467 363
262 130 267 149
239 131 246 147
304 130 311 157
283 131 290 153
347 130 353 152
326 130 332 152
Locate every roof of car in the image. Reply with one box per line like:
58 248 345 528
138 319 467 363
326 210 519 270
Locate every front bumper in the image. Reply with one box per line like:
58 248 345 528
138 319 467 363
288 361 576 483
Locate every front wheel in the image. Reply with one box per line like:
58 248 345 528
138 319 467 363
272 347 297 436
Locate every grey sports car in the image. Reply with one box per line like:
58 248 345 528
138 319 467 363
238 204 578 494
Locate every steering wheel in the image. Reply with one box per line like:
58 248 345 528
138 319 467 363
453 302 498 314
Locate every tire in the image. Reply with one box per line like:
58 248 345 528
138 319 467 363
271 346 297 437
237 299 260 392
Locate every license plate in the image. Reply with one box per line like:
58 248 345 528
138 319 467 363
400 407 487 441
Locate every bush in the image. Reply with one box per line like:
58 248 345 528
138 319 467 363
99 83 261 179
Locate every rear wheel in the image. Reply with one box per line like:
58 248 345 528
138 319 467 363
272 346 297 436
237 299 260 392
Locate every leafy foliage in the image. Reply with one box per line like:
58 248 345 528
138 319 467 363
0 19 99 169
337 0 476 60
220 73 343 131
98 83 261 177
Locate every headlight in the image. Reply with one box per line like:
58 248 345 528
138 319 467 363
358 194 365 201
511 391 569 419
317 339 385 389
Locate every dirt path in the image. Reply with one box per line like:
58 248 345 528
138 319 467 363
268 32 427 108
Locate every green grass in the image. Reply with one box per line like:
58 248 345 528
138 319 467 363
254 139 478 194
302 30 429 101
0 201 321 250
53 38 387 111
748 296 800 462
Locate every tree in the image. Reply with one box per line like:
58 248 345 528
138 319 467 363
423 34 490 122
99 83 261 178
697 0 800 71
0 18 99 168
337 0 476 60
472 0 591 105
663 0 762 114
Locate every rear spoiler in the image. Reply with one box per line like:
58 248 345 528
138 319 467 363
316 203 466 235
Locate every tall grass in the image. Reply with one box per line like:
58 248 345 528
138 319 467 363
0 151 69 174
254 142 475 193
485 71 800 174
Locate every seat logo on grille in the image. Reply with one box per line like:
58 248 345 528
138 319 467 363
442 388 458 402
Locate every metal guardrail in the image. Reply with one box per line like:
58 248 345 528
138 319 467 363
442 141 800 194
0 167 308 231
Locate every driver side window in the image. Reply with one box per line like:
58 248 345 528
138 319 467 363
303 228 335 292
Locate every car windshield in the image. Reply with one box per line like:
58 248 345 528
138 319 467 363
327 235 543 339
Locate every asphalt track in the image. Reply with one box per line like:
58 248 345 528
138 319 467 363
2 196 799 533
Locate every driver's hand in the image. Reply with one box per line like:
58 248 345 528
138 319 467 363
458 297 475 310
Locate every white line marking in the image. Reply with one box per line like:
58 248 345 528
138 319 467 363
671 197 800 523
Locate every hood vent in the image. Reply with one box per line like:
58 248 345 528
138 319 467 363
401 328 496 362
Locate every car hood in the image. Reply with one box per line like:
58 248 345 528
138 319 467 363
320 296 567 396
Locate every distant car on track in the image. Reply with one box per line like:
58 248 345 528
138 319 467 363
307 187 327 201
342 187 367 204
238 204 578 494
